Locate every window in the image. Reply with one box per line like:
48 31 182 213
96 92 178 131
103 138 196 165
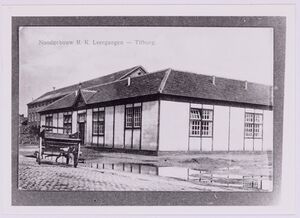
189 108 213 137
77 113 86 123
92 110 105 135
125 107 133 128
45 114 53 132
63 113 72 134
245 112 263 139
133 107 142 128
125 106 142 128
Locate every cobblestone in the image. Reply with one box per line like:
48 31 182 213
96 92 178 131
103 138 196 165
19 155 223 191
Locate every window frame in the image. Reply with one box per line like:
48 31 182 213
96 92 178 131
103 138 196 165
189 108 214 138
92 109 105 136
63 112 72 134
125 105 142 129
45 114 53 132
244 112 263 139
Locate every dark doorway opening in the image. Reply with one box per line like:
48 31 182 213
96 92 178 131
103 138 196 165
78 122 85 144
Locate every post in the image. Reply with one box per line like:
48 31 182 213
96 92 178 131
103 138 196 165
38 136 42 164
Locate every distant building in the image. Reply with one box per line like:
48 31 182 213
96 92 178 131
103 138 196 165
27 66 145 126
34 66 273 154
19 114 28 134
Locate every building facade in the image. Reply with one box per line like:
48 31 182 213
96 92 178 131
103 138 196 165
36 66 273 153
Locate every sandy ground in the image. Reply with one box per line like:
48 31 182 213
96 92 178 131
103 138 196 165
18 144 273 191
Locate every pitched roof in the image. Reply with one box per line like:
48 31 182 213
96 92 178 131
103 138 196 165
81 89 97 103
39 67 273 113
29 66 144 105
87 70 166 104
38 92 77 112
40 70 166 112
161 70 272 106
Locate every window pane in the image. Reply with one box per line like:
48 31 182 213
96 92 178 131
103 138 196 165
134 107 142 128
99 111 105 121
244 113 263 138
93 121 98 134
78 113 86 123
245 123 253 137
202 110 213 121
125 107 133 128
245 113 254 123
45 115 53 132
99 121 104 134
190 109 201 120
253 124 263 138
201 121 213 136
190 120 201 136
63 124 72 134
254 114 263 124
93 112 98 121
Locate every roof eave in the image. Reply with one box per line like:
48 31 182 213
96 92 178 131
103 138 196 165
159 93 273 110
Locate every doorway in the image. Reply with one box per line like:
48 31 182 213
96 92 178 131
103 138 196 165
78 122 85 144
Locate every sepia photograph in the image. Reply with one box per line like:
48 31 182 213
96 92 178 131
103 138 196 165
18 25 274 192
9 14 289 206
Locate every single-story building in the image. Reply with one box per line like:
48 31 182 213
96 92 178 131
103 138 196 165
37 66 273 153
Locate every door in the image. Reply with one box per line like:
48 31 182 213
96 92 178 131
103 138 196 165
78 122 85 144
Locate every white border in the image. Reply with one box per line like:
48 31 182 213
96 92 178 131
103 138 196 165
0 4 296 215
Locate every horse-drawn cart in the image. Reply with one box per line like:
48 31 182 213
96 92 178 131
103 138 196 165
36 126 81 168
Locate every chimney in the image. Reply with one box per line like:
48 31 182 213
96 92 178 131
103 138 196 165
212 76 216 85
127 77 131 86
244 80 248 90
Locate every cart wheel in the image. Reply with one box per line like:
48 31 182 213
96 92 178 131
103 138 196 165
55 154 61 163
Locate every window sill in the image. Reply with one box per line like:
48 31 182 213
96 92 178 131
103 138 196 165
125 127 141 130
245 137 263 139
189 135 213 138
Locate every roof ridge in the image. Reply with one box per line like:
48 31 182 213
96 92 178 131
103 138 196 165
158 68 172 93
85 69 162 91
81 89 97 93
37 66 141 97
118 65 141 80
171 68 272 87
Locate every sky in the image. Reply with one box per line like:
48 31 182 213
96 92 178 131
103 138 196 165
19 26 273 115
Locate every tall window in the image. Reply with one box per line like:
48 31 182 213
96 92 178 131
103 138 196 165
125 106 142 129
245 112 263 139
45 114 53 132
63 112 72 134
92 110 105 135
189 108 213 137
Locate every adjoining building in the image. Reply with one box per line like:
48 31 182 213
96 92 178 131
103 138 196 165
27 66 146 126
33 66 273 153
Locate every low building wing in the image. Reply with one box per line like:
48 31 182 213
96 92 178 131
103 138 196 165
28 65 146 106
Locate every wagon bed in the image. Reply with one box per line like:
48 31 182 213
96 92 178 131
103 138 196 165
36 126 81 167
